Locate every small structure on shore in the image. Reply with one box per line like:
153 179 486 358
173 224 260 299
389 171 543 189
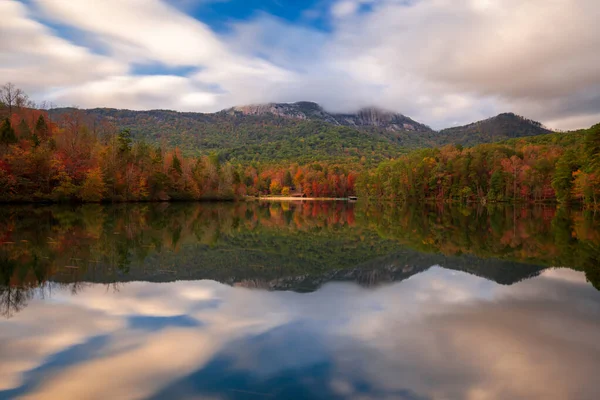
348 196 358 201
292 193 307 198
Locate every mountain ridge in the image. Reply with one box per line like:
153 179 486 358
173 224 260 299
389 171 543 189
48 102 557 162
221 101 433 133
437 112 553 146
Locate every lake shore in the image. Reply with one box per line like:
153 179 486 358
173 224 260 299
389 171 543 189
249 196 354 201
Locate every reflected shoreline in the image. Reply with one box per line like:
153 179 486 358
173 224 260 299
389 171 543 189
1 201 599 318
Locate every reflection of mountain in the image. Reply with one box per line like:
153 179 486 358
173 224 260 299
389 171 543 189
47 247 547 292
147 272 600 400
1 201 599 317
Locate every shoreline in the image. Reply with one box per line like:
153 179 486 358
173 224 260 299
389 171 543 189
249 196 354 201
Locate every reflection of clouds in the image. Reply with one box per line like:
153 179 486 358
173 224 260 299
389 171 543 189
21 330 221 400
329 269 600 400
540 267 590 284
0 303 122 391
0 269 598 399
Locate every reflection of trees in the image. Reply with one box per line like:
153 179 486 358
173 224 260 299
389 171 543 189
361 202 600 283
0 257 27 318
0 201 599 318
0 284 34 318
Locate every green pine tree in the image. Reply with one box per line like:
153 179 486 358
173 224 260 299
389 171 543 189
0 118 17 145
552 150 579 204
284 170 293 187
584 124 600 171
118 129 133 154
171 153 182 175
34 115 49 138
17 119 30 139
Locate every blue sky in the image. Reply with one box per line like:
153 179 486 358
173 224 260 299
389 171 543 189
172 0 335 32
2 0 599 129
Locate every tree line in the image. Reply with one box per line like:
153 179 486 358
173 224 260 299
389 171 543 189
0 84 357 202
1 83 600 206
356 124 600 207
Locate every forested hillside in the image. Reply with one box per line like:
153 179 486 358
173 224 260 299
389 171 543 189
358 124 600 206
2 83 599 206
437 113 552 146
0 87 360 202
48 108 410 163
47 106 553 162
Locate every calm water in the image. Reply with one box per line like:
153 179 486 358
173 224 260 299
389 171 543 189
1 202 600 399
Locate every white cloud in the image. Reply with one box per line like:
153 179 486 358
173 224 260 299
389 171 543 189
48 75 218 110
33 0 228 66
332 0 361 18
324 0 600 128
0 1 125 93
2 0 598 129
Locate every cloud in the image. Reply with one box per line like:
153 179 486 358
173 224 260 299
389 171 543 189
48 75 218 110
2 0 599 129
33 0 228 66
0 1 125 94
324 0 600 128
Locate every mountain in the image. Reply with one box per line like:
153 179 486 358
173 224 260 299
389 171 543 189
48 104 553 163
49 104 430 163
437 112 552 146
223 101 432 133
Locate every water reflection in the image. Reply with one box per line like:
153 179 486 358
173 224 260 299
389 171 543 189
1 268 599 399
1 202 600 318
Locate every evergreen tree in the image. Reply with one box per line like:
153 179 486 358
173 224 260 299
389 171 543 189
284 170 293 187
152 146 163 165
171 153 182 175
34 115 49 139
17 118 30 139
584 124 600 171
488 170 504 201
552 150 579 204
118 129 132 154
0 118 17 145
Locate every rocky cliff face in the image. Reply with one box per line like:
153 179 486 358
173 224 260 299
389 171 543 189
332 107 431 132
223 101 432 133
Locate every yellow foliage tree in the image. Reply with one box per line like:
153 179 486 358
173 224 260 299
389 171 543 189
269 180 282 195
80 168 106 202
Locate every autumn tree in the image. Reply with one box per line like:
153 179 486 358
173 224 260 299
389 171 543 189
269 179 282 195
80 168 106 202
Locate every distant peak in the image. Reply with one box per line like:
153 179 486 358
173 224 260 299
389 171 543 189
291 101 322 108
219 101 431 132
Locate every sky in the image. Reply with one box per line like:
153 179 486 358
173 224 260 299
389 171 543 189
1 0 599 130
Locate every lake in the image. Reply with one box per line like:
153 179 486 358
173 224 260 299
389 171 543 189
1 201 599 399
